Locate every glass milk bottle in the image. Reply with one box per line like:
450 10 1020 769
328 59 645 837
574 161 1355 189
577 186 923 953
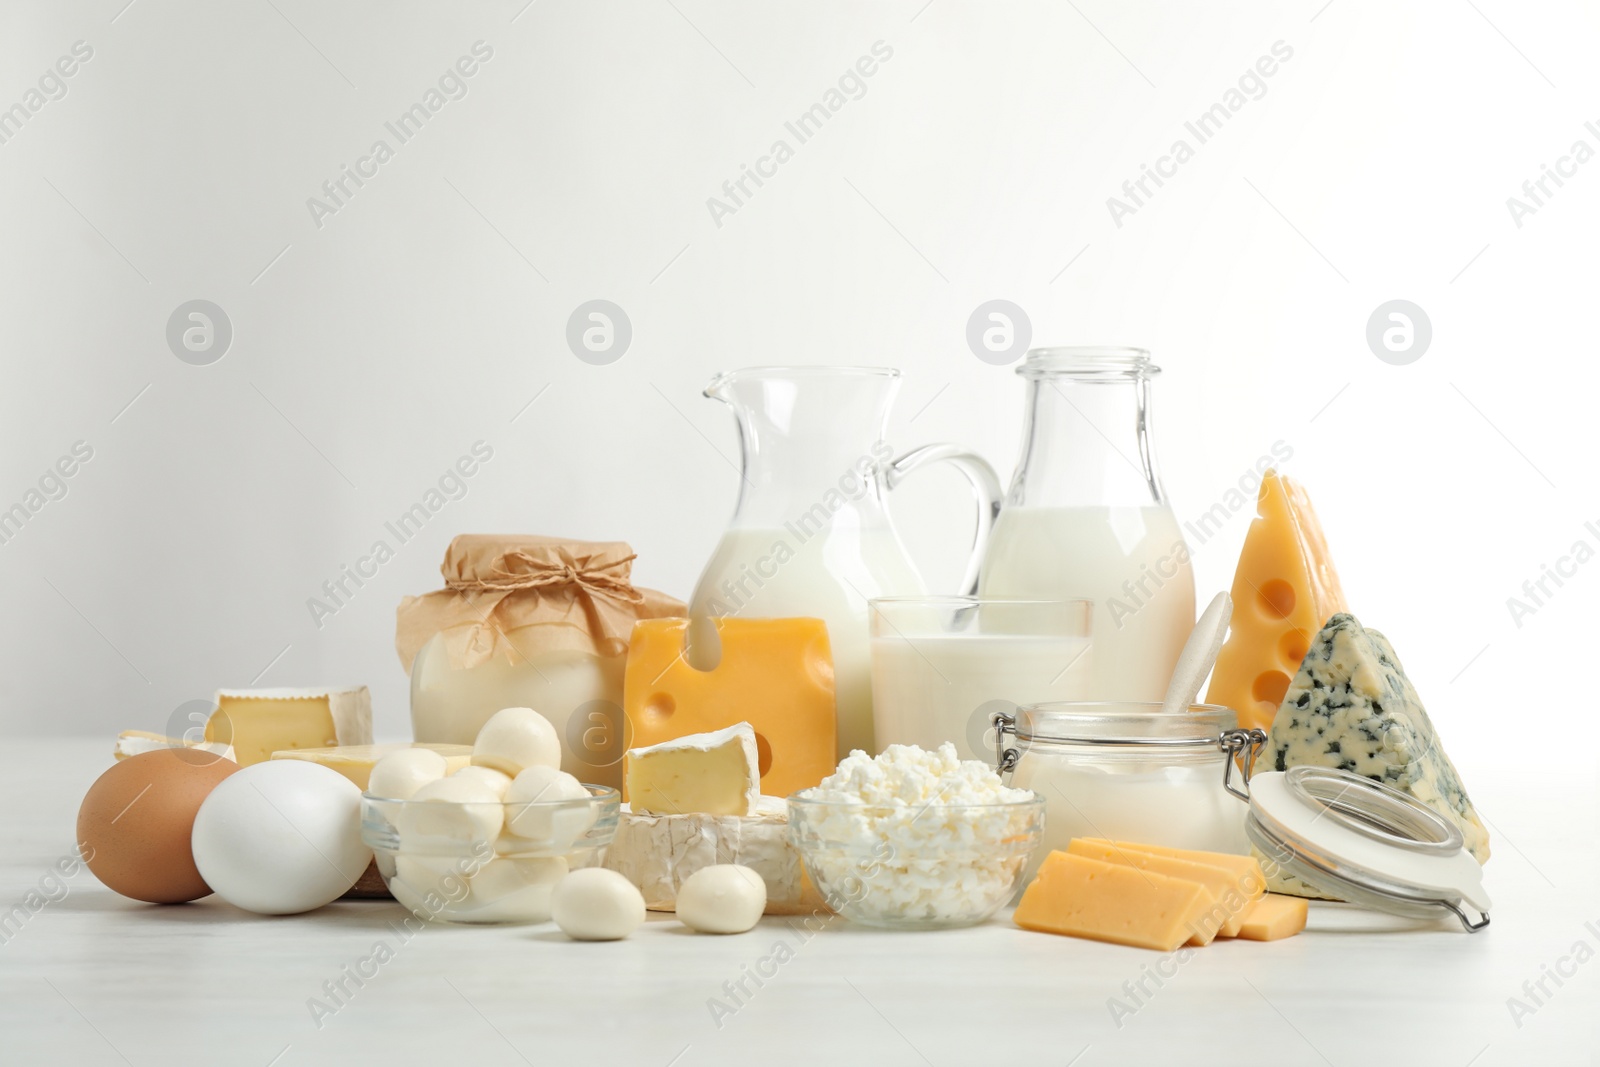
687 367 1001 760
979 348 1194 699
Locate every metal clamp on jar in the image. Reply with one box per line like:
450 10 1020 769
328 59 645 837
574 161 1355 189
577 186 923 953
993 702 1265 873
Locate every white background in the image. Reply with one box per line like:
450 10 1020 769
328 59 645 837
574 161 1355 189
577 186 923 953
3 0 1596 781
4 4 1599 1066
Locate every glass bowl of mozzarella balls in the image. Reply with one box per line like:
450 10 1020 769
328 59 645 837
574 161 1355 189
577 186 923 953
361 707 620 924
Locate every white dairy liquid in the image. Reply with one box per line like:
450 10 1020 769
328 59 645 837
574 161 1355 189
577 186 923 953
1010 753 1249 881
980 506 1195 700
870 634 1092 764
690 524 925 759
409 633 627 788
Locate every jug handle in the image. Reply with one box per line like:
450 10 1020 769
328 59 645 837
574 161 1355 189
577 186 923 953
884 444 1003 595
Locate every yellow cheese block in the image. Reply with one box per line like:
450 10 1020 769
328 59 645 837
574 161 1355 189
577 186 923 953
205 687 373 766
1205 470 1348 732
1232 893 1308 941
269 743 471 790
1014 850 1213 952
1067 839 1240 945
1083 839 1265 937
623 618 836 801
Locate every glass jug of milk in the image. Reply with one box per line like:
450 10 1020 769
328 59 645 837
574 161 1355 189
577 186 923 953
979 348 1194 700
686 367 1002 760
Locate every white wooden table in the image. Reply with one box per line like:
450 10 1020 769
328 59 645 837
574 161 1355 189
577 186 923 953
3 740 1593 1065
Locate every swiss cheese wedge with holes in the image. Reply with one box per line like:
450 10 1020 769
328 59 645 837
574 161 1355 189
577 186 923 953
1204 470 1348 733
623 618 836 800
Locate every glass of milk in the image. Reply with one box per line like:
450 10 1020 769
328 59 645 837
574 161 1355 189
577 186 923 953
867 597 1093 764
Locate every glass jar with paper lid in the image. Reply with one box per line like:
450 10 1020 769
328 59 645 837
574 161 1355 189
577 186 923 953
397 535 684 789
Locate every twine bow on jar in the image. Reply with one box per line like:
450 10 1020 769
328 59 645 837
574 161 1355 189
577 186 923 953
444 550 647 605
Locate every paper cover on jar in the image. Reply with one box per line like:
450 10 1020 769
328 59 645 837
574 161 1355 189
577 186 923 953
395 534 685 673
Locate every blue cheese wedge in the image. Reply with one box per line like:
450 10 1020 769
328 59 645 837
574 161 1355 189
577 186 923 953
1263 613 1490 895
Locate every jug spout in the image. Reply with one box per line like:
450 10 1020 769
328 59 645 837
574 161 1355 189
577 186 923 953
702 370 737 404
703 365 901 404
700 367 904 502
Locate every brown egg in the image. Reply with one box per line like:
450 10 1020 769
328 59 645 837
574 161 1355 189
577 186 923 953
77 748 239 904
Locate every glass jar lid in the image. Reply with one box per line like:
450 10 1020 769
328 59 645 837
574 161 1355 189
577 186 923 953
996 703 1266 801
1013 701 1237 746
1245 766 1491 932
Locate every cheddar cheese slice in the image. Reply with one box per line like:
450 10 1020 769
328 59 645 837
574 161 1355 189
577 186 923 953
623 618 836 800
1232 893 1308 941
1082 839 1265 937
1014 850 1213 952
1205 470 1348 733
1067 839 1238 945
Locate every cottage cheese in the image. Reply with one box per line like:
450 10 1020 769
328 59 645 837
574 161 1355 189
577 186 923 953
795 744 1039 924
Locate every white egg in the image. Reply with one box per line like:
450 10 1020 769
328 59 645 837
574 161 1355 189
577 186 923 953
368 749 448 800
190 761 371 915
551 868 646 941
472 707 561 778
676 864 766 934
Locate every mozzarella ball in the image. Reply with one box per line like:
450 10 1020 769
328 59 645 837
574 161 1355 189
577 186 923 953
394 854 478 907
503 765 585 804
368 748 448 800
472 707 561 777
190 761 370 915
676 865 766 934
398 776 503 848
552 868 646 941
390 874 468 921
450 765 512 799
503 766 594 843
468 856 568 922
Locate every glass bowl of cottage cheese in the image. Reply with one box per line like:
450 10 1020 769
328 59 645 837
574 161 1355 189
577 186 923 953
788 743 1044 929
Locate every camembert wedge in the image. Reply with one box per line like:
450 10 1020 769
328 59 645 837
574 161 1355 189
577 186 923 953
624 722 761 817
